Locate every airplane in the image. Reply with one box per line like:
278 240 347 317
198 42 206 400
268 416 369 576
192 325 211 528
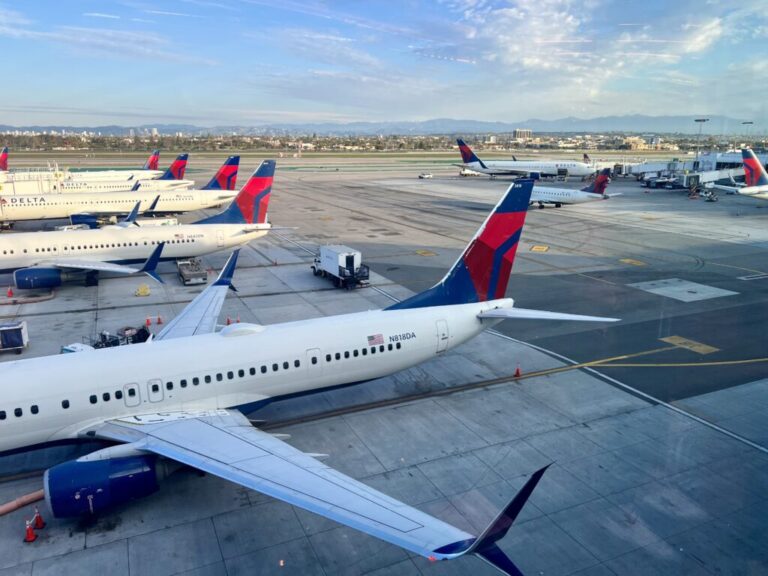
0 154 192 194
529 168 619 208
456 139 595 179
0 179 619 575
0 156 239 227
0 149 165 183
0 160 272 289
712 149 768 198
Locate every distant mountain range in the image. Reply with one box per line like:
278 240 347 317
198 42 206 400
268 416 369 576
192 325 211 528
0 115 759 136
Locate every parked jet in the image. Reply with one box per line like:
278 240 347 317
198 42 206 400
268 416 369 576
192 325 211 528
457 139 595 179
0 179 617 575
0 156 239 226
530 168 618 208
0 159 272 288
0 149 163 182
713 149 768 198
0 154 191 194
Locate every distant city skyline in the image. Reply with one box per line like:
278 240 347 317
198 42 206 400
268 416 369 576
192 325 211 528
0 1 766 130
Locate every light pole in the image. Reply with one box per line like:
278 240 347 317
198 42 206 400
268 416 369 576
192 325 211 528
742 121 754 148
694 118 709 166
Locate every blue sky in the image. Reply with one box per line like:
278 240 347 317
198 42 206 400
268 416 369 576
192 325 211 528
0 1 766 129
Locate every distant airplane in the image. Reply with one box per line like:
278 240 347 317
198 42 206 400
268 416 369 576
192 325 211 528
713 149 768 198
0 156 240 226
530 168 619 208
0 153 191 194
0 149 166 182
0 159 272 289
456 138 595 179
0 178 617 575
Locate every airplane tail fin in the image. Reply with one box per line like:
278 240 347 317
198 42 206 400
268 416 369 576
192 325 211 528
0 146 7 171
387 179 534 310
159 153 189 180
742 149 768 187
457 139 487 168
581 168 611 195
143 149 160 171
194 160 275 225
202 156 240 191
583 153 591 163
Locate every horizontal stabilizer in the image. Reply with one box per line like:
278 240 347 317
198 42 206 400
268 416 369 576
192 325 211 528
478 307 619 322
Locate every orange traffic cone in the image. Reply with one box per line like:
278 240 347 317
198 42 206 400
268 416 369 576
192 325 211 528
514 363 522 378
226 316 231 326
145 317 152 327
6 286 12 298
156 315 163 325
23 520 37 543
32 507 46 530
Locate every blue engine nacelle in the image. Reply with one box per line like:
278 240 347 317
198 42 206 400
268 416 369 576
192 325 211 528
69 214 99 228
13 268 63 289
44 456 160 517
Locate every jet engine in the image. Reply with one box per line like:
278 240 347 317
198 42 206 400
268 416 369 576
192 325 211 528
13 268 63 289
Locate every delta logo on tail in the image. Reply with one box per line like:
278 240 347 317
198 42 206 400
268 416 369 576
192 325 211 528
581 168 612 196
0 146 8 171
195 160 275 225
143 149 160 171
457 138 484 165
159 153 189 180
743 149 768 187
203 156 240 191
389 179 534 309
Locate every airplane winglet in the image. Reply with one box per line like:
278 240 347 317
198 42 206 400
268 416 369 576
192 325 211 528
122 201 141 227
139 242 165 283
147 194 161 212
131 180 141 192
213 249 240 292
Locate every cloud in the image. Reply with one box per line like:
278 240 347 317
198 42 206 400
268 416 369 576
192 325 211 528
83 12 121 20
259 28 383 71
144 9 202 18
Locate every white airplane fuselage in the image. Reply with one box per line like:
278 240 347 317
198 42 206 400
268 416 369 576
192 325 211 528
0 177 191 195
0 299 508 454
0 169 164 183
0 222 268 273
464 160 594 178
737 185 768 199
0 189 236 223
531 185 606 206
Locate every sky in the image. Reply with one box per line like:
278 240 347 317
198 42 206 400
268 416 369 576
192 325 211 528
0 1 766 129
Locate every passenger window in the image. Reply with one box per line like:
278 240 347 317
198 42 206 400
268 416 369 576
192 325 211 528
344 351 349 359
311 357 317 365
205 375 211 384
379 345 385 352
115 390 123 399
0 411 5 420
388 344 393 351
166 382 173 390
396 342 402 349
193 377 199 386
272 363 278 372
249 368 256 376
335 352 341 360
283 361 289 370
31 405 39 415
216 373 223 382
62 400 70 409
326 354 331 362
362 348 367 356
128 388 136 397
370 347 376 354
180 379 187 388
238 369 244 378
227 371 234 380
261 366 267 374
294 360 300 368
14 408 22 417
151 384 159 393
353 350 359 357
90 395 97 404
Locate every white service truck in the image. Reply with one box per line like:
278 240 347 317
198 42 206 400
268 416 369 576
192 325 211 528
312 245 370 290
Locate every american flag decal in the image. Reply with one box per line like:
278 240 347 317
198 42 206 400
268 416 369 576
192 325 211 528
367 334 384 346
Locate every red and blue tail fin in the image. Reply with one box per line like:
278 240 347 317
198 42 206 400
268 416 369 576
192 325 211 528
0 146 8 171
202 156 240 191
742 149 768 187
457 138 487 168
581 168 611 195
583 153 591 164
143 149 160 170
159 153 188 180
387 179 534 310
195 160 275 225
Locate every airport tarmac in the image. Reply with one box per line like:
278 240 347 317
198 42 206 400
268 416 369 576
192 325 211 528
0 155 767 575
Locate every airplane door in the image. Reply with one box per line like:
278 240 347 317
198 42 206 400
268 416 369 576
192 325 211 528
146 378 164 403
436 320 449 353
306 348 322 377
124 383 141 407
217 230 224 247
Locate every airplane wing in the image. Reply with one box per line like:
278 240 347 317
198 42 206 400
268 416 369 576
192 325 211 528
91 408 546 574
38 242 165 283
154 250 239 341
